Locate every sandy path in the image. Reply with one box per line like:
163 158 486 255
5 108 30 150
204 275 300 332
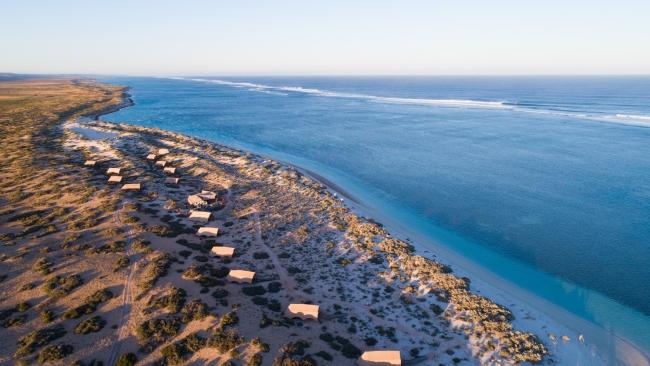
107 202 138 366
252 212 297 297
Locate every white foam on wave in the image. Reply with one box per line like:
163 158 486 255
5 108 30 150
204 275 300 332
182 78 509 109
175 77 650 128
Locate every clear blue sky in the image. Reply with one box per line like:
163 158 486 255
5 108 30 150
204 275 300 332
1 0 649 75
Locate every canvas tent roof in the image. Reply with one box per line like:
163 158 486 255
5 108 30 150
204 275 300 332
227 269 255 283
163 167 176 175
286 304 319 320
146 153 157 160
121 183 141 191
158 148 170 155
108 175 123 184
189 210 211 222
359 351 401 366
188 194 208 207
198 190 217 201
155 160 167 167
106 167 121 175
84 160 96 167
197 227 219 237
211 246 235 257
165 177 180 185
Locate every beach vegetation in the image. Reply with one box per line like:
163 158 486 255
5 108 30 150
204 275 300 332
43 274 83 298
115 353 137 366
15 324 67 357
74 315 106 334
37 344 73 363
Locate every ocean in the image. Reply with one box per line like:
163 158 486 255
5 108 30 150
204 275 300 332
100 75 650 361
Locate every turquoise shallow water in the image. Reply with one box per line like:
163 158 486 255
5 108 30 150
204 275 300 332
100 76 650 361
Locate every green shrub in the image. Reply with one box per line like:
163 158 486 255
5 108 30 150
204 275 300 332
220 311 239 328
74 315 106 334
136 317 181 352
364 337 377 346
43 274 83 298
148 287 186 313
267 282 282 293
248 353 263 366
161 342 186 365
96 240 125 253
64 288 113 319
3 314 27 328
140 252 172 291
40 310 55 323
33 258 53 275
132 238 152 253
242 286 266 296
211 288 228 299
37 344 73 363
113 256 129 272
206 329 244 353
16 302 31 312
253 252 269 259
115 353 137 366
314 350 333 361
15 324 67 357
267 299 281 312
180 299 208 323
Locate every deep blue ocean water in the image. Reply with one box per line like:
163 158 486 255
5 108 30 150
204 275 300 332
101 76 650 359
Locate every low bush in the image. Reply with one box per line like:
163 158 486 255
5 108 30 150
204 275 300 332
33 258 53 275
140 252 172 291
74 315 106 334
242 286 266 296
43 274 83 298
148 287 186 313
113 256 129 272
136 317 181 352
40 310 55 323
220 311 239 328
211 288 228 299
37 344 73 363
267 282 282 293
253 252 269 259
206 328 244 353
64 289 113 319
15 324 67 357
115 353 137 366
180 299 208 323
248 353 263 366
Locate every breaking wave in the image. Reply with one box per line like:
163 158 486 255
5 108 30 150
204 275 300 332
176 77 650 128
183 78 509 109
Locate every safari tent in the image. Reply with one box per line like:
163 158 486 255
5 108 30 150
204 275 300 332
155 160 167 168
121 183 141 191
189 210 211 223
227 269 255 284
107 175 123 184
286 304 319 320
197 227 219 237
165 177 180 185
359 351 401 366
84 160 96 167
198 190 217 201
146 153 157 161
163 167 177 175
158 148 170 155
187 194 208 207
106 167 121 175
210 246 235 257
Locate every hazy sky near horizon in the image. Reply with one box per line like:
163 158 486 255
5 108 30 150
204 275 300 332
2 0 649 75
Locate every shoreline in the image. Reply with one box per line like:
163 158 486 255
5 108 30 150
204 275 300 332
89 83 647 365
